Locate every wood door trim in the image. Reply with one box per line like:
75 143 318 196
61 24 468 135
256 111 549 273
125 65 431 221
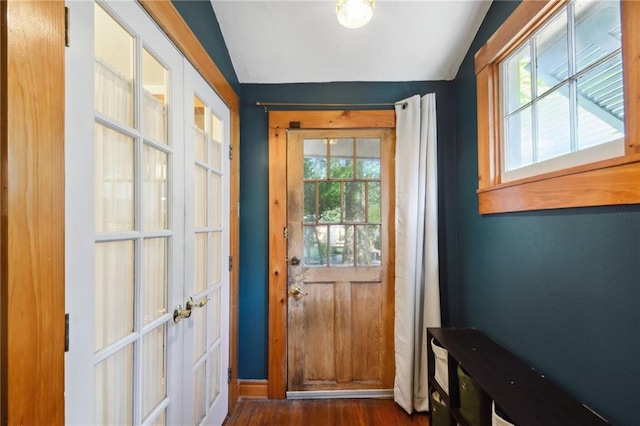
1 1 66 423
267 110 396 399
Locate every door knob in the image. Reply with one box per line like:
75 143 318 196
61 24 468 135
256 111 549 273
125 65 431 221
290 256 300 266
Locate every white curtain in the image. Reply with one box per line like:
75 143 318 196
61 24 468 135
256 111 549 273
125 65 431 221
393 94 441 413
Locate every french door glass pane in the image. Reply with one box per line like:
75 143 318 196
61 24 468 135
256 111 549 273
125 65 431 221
211 232 221 285
142 48 168 144
94 4 134 127
95 124 134 232
143 145 168 230
194 308 207 364
194 363 206 424
142 325 167 419
194 97 207 163
94 344 133 425
194 232 207 294
211 113 223 170
211 287 221 341
142 237 168 325
94 240 134 351
211 173 222 227
195 166 207 227
209 346 220 406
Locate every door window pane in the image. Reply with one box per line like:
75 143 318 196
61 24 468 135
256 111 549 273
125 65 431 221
95 124 134 232
94 345 133 425
142 49 168 143
94 241 134 351
356 138 380 179
304 139 327 179
143 145 168 230
94 4 134 127
142 325 167 419
303 182 317 222
329 138 354 179
142 238 167 325
344 182 365 222
356 225 381 266
303 225 327 266
367 182 381 223
318 182 341 223
329 225 354 267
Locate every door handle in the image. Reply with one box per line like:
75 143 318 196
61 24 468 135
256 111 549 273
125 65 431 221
290 256 300 266
173 305 192 323
187 296 209 310
289 285 308 298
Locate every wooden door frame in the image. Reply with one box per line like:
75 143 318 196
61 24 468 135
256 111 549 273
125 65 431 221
267 110 396 398
0 1 241 422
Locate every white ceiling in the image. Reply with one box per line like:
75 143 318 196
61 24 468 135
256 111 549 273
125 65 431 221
210 0 493 84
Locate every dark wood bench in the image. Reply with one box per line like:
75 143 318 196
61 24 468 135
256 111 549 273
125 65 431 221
427 328 609 426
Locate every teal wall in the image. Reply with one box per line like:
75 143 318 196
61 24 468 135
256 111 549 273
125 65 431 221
238 82 458 378
171 0 239 94
453 1 640 425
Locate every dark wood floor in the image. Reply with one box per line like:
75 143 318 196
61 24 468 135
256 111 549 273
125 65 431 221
223 398 429 426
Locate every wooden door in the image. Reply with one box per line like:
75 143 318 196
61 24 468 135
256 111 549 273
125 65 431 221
286 129 395 395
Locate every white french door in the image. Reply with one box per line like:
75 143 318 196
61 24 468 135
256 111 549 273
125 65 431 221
65 1 229 424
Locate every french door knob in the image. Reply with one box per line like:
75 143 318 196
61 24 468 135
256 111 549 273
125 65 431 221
289 285 308 297
290 256 301 265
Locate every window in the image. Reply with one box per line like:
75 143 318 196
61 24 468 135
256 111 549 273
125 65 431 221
475 0 640 214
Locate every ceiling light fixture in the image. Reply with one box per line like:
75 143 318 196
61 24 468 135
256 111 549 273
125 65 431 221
336 0 375 29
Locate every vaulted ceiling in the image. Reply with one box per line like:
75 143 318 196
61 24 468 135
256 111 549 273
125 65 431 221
211 0 493 84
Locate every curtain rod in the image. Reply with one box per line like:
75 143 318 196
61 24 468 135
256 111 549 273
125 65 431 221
255 101 406 113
